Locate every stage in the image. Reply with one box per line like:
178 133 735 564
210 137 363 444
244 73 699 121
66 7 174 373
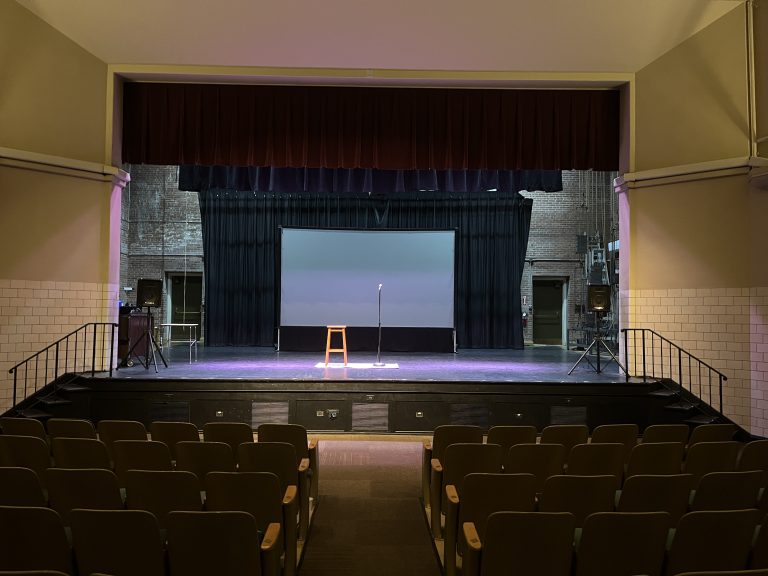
112 344 628 385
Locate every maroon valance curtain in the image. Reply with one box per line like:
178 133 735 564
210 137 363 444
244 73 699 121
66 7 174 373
122 83 619 171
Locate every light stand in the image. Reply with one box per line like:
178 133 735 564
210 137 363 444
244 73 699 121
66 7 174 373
568 310 626 376
125 305 167 373
373 283 385 367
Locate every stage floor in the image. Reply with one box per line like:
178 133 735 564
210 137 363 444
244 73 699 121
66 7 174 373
112 344 630 384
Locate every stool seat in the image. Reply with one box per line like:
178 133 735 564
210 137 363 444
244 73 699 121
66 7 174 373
325 326 348 366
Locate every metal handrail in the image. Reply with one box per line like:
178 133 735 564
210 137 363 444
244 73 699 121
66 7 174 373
8 322 118 408
621 327 727 413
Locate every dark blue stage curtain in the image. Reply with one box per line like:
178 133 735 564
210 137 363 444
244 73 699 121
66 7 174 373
123 83 620 171
179 165 562 195
198 190 532 349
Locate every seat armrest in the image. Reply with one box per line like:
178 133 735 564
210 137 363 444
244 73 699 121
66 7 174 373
283 485 298 506
462 521 482 576
446 484 459 505
260 522 282 576
431 458 443 473
422 443 434 505
261 522 281 551
444 484 461 576
298 457 310 473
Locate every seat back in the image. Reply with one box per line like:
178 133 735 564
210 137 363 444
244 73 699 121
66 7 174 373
687 423 738 447
616 473 694 524
442 443 503 494
149 421 199 460
112 440 172 485
575 511 671 576
625 441 685 479
458 473 537 536
238 441 299 491
70 508 165 576
689 470 764 511
0 466 46 507
166 511 265 576
538 474 616 527
45 468 124 525
504 443 566 493
683 441 742 482
257 423 310 461
737 440 768 474
0 417 47 441
0 505 72 574
175 441 235 481
430 425 485 462
47 418 97 440
566 443 624 488
202 422 253 464
51 437 111 470
0 435 51 485
751 522 768 569
540 424 589 458
642 423 690 444
97 420 148 461
590 423 638 463
486 426 537 455
124 469 203 528
474 511 575 576
666 509 760 575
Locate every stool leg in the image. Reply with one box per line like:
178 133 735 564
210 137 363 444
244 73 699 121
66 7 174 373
325 329 331 366
342 328 348 366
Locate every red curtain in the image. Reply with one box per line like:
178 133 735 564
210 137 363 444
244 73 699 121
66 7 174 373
122 83 619 171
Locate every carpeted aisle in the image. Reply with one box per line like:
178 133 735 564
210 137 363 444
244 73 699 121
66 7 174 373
299 440 441 576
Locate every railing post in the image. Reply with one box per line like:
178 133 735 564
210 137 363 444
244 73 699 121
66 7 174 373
719 375 725 413
11 368 17 407
623 329 629 382
91 323 97 377
54 342 60 384
109 323 116 377
678 348 683 394
641 330 647 381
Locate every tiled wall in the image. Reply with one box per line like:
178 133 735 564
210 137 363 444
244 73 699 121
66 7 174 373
0 278 119 413
625 287 767 434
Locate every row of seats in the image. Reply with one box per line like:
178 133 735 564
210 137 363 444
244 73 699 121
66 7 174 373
460 508 768 576
0 504 281 576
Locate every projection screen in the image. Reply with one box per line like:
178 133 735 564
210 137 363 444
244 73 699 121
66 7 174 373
280 228 455 328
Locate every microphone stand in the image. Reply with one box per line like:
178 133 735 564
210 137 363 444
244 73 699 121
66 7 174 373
374 284 385 366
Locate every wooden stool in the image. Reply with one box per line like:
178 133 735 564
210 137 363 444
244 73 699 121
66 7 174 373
325 325 348 366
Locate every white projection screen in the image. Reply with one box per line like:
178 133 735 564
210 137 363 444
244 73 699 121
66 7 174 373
280 228 455 328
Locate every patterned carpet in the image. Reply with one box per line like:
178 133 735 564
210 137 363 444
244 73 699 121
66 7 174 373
299 440 441 576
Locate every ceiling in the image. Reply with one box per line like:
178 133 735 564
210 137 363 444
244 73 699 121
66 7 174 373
15 0 743 76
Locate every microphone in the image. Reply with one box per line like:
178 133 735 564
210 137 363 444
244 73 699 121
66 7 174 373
378 283 382 290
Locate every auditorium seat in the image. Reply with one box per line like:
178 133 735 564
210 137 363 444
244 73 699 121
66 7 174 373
503 443 567 494
0 417 47 442
642 424 690 445
174 440 235 482
0 505 72 574
112 439 173 486
70 508 165 576
687 424 738 447
46 418 97 440
590 423 639 464
238 441 310 540
257 423 320 503
124 469 203 528
443 472 536 576
665 509 760 576
206 471 298 576
422 424 484 507
166 510 280 576
737 440 768 476
675 570 768 576
689 471 764 512
625 441 685 479
750 521 768 569
540 424 589 459
538 474 616 527
486 425 537 457
682 441 741 482
430 442 503 538
0 467 46 507
0 435 51 487
566 442 624 489
45 468 124 525
149 421 200 461
574 511 670 576
461 511 576 576
616 473 694 524
51 437 112 470
202 422 254 465
97 420 148 461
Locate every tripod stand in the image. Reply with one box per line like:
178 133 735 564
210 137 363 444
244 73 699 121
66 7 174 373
568 312 626 375
125 306 167 373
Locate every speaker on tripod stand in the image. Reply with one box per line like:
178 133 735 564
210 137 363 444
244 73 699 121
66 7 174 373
568 284 626 375
126 279 167 372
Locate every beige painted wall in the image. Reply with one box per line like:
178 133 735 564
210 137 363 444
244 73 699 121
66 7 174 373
0 1 107 163
756 0 768 157
634 5 750 171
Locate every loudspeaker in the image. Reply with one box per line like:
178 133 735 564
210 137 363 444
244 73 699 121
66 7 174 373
136 279 163 308
587 284 611 312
